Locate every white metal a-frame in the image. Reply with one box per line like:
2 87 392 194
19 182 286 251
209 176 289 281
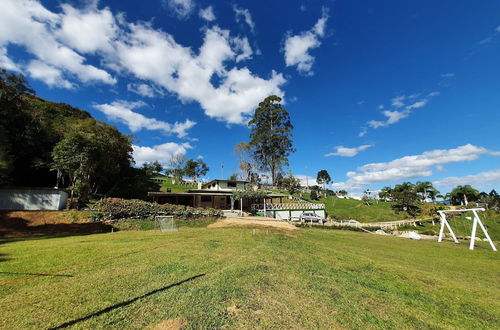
437 208 497 251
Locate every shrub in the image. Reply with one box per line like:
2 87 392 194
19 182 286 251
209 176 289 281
91 198 223 221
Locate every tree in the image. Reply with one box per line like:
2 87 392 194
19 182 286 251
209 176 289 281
391 182 420 217
316 170 331 195
281 175 301 195
310 189 319 201
379 186 393 201
337 190 348 197
167 154 187 183
183 159 209 182
248 95 295 185
415 181 439 202
228 173 239 181
142 161 163 176
449 185 480 205
234 142 256 181
52 132 99 203
361 195 372 206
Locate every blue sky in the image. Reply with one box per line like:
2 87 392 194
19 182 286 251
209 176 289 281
1 0 499 193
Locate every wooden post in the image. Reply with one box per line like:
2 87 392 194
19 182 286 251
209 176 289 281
240 198 243 216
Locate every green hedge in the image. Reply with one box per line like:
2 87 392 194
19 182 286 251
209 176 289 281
92 198 223 221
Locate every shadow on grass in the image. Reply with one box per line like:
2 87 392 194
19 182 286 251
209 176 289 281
0 217 115 241
49 274 206 329
0 272 73 277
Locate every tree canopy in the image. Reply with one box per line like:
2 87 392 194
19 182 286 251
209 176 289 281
248 95 294 185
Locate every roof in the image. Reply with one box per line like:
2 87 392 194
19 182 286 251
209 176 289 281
201 179 249 188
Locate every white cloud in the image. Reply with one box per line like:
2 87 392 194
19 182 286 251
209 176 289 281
94 100 196 138
164 0 195 19
0 0 285 125
114 24 285 124
233 6 255 33
0 47 20 71
434 169 500 189
0 0 116 86
132 142 192 166
325 145 372 157
283 8 329 75
497 25 500 32
364 91 438 132
358 127 368 137
127 83 164 98
333 144 500 191
26 60 74 89
199 6 216 22
295 175 318 186
56 3 117 54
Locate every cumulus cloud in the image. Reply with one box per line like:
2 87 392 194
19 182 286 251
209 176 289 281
113 24 284 124
325 145 372 157
132 142 192 166
434 169 500 189
94 100 196 138
26 60 74 89
233 6 255 33
127 83 164 98
365 91 438 131
440 73 455 78
163 0 195 19
199 6 216 22
283 8 329 75
0 0 285 125
333 144 500 191
0 0 116 86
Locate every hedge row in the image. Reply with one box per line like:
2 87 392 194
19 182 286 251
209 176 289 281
92 198 223 220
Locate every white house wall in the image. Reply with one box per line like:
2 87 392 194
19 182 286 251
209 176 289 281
0 189 68 210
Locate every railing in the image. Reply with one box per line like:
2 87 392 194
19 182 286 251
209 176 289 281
251 203 325 211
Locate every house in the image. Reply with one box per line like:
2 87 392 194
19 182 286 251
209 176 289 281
149 179 285 210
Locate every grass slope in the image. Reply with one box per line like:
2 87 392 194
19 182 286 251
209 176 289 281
155 176 196 192
1 227 499 329
310 196 409 223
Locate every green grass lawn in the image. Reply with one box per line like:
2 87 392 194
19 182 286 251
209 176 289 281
316 196 410 222
1 226 499 329
155 176 196 192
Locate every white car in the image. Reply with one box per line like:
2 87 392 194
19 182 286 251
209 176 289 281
299 212 327 224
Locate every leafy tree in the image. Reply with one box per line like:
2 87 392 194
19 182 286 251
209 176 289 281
316 170 331 194
275 172 284 188
449 185 480 205
391 182 421 217
310 189 319 201
379 186 393 201
489 189 498 198
228 173 239 181
248 95 295 185
282 175 301 195
415 181 439 202
337 190 348 197
183 159 209 182
167 154 187 183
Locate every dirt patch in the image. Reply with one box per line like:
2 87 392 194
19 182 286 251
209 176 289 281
226 305 243 315
0 211 112 237
152 318 188 330
208 217 297 231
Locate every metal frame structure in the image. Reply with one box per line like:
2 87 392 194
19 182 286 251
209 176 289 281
437 208 497 251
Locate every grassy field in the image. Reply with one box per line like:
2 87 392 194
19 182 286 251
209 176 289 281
315 196 410 222
155 176 196 192
1 226 499 329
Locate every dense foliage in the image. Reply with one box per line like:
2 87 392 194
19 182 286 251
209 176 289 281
92 198 223 220
0 70 158 203
248 95 295 185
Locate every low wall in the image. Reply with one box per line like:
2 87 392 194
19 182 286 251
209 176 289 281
265 209 326 220
0 189 68 210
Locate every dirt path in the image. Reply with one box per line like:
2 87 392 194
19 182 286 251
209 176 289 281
208 216 297 230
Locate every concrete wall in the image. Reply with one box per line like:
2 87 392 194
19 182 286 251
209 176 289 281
0 189 68 210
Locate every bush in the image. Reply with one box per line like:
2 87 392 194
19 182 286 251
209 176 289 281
91 198 223 221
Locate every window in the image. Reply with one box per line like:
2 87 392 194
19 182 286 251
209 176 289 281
201 196 212 202
227 181 237 188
